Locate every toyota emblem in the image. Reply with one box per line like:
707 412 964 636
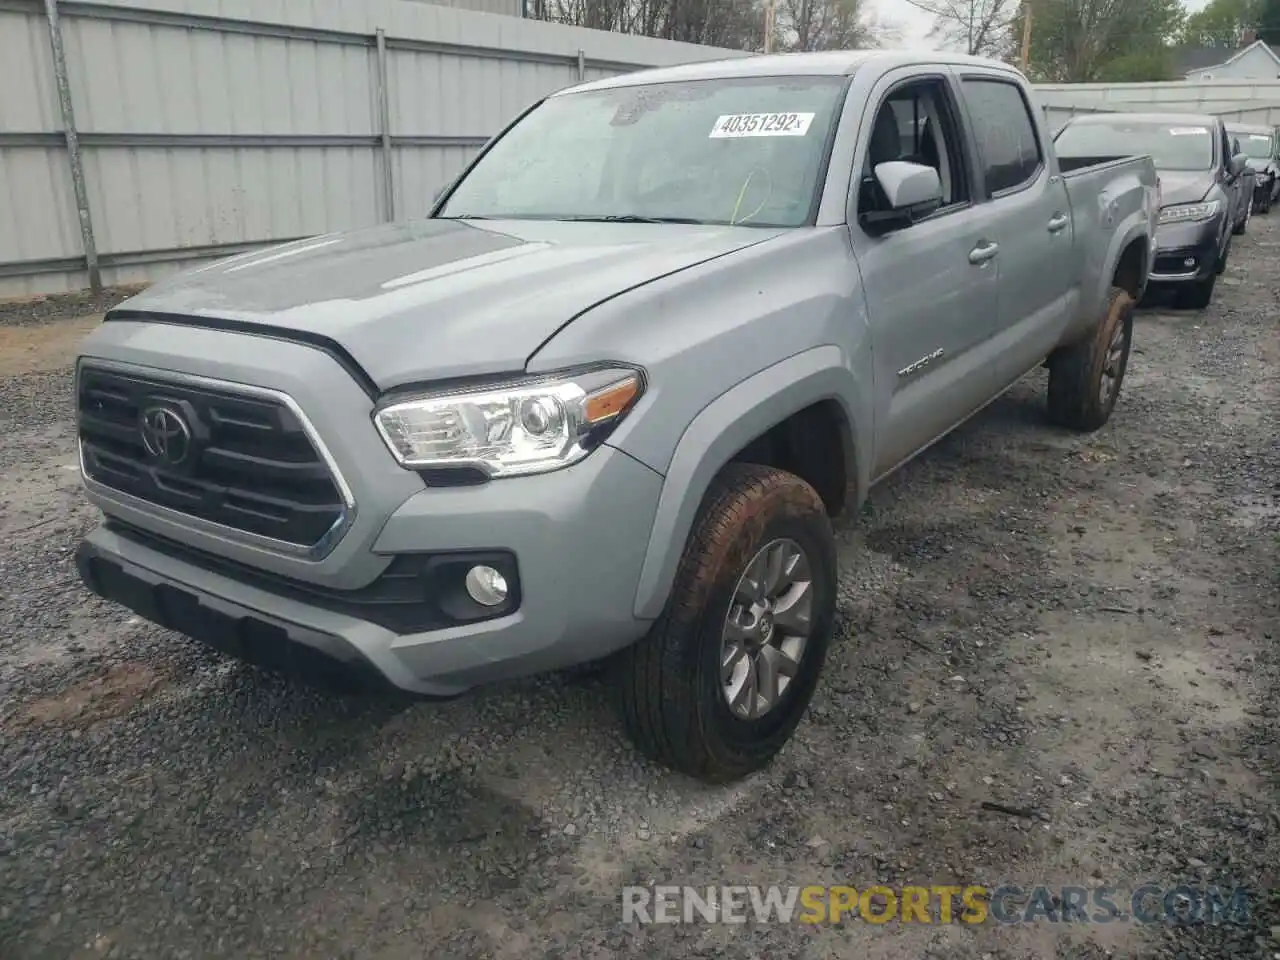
140 406 192 465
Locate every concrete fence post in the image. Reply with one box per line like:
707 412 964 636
43 0 101 291
375 28 396 222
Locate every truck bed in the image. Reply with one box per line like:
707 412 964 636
1056 152 1159 343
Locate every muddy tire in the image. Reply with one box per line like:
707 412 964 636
1046 285 1135 432
613 462 837 783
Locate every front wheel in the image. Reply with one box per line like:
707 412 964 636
614 462 837 783
1176 271 1217 310
1233 202 1250 235
1046 285 1135 432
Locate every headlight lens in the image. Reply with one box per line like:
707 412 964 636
373 367 644 477
1158 201 1221 224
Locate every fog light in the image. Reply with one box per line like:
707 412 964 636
464 564 508 607
1183 257 1196 268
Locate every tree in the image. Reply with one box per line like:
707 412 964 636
1181 0 1259 46
778 0 892 51
902 0 1020 57
531 0 888 51
1010 0 1185 82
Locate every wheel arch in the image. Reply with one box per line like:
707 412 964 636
631 346 866 620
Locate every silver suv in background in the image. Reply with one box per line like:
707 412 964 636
74 52 1156 783
1054 112 1247 310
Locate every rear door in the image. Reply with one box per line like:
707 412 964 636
956 71 1078 389
847 67 1005 479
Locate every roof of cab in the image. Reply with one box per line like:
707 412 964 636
551 49 1026 96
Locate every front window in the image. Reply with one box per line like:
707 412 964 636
437 76 848 228
1054 119 1216 172
1234 132 1274 160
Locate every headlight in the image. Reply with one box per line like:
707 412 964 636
373 366 644 477
1158 201 1221 225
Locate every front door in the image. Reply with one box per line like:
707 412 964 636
848 71 1005 479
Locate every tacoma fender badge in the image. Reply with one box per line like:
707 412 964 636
898 348 944 379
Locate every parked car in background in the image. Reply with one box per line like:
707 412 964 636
1055 112 1246 309
72 51 1157 784
1230 137 1257 234
1227 121 1279 214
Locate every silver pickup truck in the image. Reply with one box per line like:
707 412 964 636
73 51 1158 783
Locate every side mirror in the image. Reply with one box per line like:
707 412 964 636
861 161 943 232
877 161 943 210
1231 154 1249 176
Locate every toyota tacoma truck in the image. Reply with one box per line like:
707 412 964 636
73 51 1157 783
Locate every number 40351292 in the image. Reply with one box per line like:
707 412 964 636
710 112 815 139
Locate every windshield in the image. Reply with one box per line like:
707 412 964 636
1054 119 1216 171
1232 132 1274 160
436 76 848 228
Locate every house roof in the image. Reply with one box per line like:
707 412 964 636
1180 38 1280 76
1173 45 1239 74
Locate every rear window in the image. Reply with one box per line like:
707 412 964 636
1054 119 1215 171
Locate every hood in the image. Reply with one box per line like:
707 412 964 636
112 218 783 389
1156 170 1216 206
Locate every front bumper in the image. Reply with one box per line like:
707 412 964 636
1149 216 1223 284
74 322 664 697
78 441 663 696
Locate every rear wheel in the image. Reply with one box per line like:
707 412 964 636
614 462 837 783
1046 285 1135 432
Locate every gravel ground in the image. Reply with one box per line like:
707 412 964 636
0 221 1276 960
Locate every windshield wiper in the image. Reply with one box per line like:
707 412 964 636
560 214 706 224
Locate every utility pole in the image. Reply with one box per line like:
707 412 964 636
764 0 775 53
1019 0 1033 73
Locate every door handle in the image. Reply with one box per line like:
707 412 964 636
1048 213 1070 233
968 241 999 264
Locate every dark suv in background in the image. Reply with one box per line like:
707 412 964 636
1055 112 1248 310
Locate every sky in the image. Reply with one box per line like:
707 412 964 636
872 0 1212 52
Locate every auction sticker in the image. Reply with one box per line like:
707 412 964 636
1168 127 1208 136
709 112 815 138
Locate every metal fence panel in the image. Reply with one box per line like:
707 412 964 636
1033 79 1280 128
0 0 745 296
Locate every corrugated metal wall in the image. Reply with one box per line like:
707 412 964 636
0 0 746 297
1033 79 1280 130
